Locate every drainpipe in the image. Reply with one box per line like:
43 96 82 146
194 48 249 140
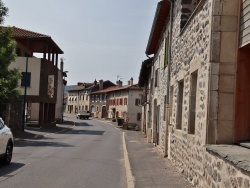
164 0 174 157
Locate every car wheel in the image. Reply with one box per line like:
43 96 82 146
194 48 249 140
2 142 13 165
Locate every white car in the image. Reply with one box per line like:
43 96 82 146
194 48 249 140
0 117 13 165
76 110 91 119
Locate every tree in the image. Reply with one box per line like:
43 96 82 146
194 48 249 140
0 1 21 103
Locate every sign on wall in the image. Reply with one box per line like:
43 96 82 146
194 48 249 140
48 75 54 98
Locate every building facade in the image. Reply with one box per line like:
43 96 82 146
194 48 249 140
140 0 250 187
106 78 143 127
7 26 64 128
67 80 116 116
66 82 94 114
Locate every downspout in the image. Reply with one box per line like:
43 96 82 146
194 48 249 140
164 0 174 157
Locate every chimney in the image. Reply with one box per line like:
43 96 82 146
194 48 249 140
128 80 130 85
130 77 133 86
117 80 122 88
77 82 83 86
94 79 97 85
99 79 103 90
60 58 64 71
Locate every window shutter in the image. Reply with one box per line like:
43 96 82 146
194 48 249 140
164 33 169 68
135 99 138 106
162 38 166 69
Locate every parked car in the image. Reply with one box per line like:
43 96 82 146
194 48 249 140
76 110 91 119
0 117 14 165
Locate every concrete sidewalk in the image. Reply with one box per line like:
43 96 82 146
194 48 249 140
124 130 193 188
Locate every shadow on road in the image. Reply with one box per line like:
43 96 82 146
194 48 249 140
14 138 74 148
63 129 105 135
0 162 25 177
75 122 93 126
62 120 75 125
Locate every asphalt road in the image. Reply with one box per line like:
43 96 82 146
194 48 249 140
0 114 127 188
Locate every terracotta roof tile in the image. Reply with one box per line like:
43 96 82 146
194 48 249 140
91 84 141 94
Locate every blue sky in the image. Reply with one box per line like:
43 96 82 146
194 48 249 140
4 0 158 85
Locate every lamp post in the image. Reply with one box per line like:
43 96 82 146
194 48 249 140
21 36 48 132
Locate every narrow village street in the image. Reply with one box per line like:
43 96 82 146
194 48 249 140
0 114 127 188
0 114 192 188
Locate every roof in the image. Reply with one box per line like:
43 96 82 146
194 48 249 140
91 84 142 94
68 85 85 92
88 80 116 92
145 0 170 55
138 58 153 87
3 26 64 54
68 83 95 92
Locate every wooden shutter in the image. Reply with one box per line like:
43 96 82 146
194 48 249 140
135 99 138 106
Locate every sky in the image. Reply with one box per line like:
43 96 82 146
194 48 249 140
3 0 158 85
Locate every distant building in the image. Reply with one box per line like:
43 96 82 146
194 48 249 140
66 80 116 115
66 82 94 114
102 78 143 127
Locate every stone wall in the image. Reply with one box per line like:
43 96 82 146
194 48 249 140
149 28 169 154
169 0 212 186
204 151 250 188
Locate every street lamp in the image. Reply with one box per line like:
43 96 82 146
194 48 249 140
21 36 48 132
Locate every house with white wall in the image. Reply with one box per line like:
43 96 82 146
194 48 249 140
105 78 143 127
66 82 94 114
7 26 64 127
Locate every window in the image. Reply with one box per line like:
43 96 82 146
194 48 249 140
83 95 84 101
79 95 81 100
137 113 141 121
124 98 127 105
117 99 119 105
154 69 158 87
120 98 123 105
163 33 169 68
16 47 21 56
135 99 141 106
180 0 201 29
189 71 198 134
21 72 31 87
163 95 167 121
135 99 139 106
176 80 184 130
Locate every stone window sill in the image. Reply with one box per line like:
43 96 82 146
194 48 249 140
205 144 250 172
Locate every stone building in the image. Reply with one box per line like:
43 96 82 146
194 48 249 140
140 0 250 187
145 0 170 154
